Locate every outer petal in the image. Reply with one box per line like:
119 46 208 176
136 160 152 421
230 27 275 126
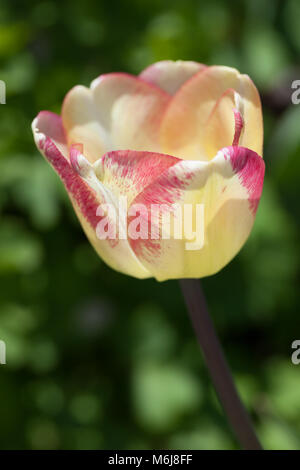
139 60 206 95
160 66 263 161
203 88 236 159
32 111 151 279
61 85 111 164
128 146 265 281
62 73 170 163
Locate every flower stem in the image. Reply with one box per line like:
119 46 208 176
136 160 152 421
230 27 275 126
179 279 262 450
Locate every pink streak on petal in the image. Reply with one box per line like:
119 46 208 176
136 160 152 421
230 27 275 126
40 137 100 229
70 144 84 173
206 87 235 121
127 161 194 261
132 161 194 209
232 108 244 146
224 146 265 215
102 150 180 195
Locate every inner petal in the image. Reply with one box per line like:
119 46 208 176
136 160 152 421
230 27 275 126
160 65 263 161
203 88 236 159
62 73 170 164
139 60 206 95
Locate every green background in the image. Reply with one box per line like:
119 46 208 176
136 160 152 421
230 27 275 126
0 0 300 450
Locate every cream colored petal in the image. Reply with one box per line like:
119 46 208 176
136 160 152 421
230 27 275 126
160 66 263 161
203 88 236 159
128 145 265 281
32 111 150 279
62 85 111 163
139 60 206 95
62 73 170 162
92 73 170 152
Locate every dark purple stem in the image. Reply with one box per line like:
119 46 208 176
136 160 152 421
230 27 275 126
179 279 262 450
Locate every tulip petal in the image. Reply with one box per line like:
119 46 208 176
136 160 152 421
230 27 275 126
62 85 111 164
93 73 170 153
203 88 236 159
94 149 179 205
160 66 263 161
128 145 265 281
139 60 206 95
62 73 170 163
32 111 151 279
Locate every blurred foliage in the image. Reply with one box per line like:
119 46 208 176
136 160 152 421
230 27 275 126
0 0 299 450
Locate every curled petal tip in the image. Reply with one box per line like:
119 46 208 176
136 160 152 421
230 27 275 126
232 108 244 146
70 145 92 177
93 158 104 180
32 117 46 149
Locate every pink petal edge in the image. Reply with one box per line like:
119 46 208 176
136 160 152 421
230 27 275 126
33 112 100 229
222 146 265 215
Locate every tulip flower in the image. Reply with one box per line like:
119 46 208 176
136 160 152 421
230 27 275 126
32 61 264 281
32 61 265 449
